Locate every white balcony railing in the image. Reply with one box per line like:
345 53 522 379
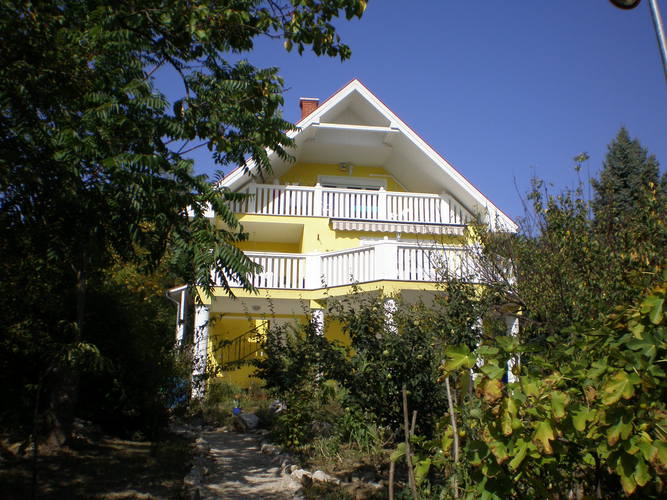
230 183 472 225
221 243 475 290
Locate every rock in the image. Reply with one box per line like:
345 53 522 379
232 412 259 432
261 443 281 455
269 400 286 413
290 469 312 482
312 470 339 484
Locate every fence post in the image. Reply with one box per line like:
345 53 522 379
313 183 323 217
378 187 387 221
305 254 321 289
247 183 257 213
375 239 398 281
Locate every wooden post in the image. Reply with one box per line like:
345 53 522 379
402 386 419 500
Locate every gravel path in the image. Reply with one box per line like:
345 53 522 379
197 431 301 500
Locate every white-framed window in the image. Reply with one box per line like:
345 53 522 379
318 175 386 191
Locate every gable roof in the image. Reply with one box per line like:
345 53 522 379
221 79 517 231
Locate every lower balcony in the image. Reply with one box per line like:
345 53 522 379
217 242 475 290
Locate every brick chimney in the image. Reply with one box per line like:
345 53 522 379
299 97 319 120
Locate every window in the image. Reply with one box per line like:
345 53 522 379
318 175 386 191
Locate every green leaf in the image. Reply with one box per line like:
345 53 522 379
508 439 529 470
481 363 505 380
443 345 476 373
655 441 667 467
390 442 406 463
618 453 638 495
571 405 592 432
482 379 503 404
648 296 664 325
607 415 633 446
633 457 650 487
414 458 431 486
441 426 454 456
602 371 636 405
637 440 657 463
532 421 555 455
477 345 500 357
550 391 568 420
620 472 637 496
488 438 509 464
501 398 519 436
495 336 519 353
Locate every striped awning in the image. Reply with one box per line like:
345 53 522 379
331 219 465 235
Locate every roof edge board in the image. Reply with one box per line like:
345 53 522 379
219 79 517 231
347 81 516 230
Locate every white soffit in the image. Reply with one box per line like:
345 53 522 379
221 79 517 231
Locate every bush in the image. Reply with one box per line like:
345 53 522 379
329 294 451 436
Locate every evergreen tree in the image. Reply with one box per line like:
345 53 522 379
591 127 662 227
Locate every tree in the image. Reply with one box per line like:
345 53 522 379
417 131 667 498
592 127 663 230
0 0 368 446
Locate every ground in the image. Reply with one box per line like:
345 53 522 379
0 433 191 499
197 430 301 499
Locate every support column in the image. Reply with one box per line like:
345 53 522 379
505 315 520 383
176 289 187 347
384 298 397 334
192 304 210 399
311 308 324 336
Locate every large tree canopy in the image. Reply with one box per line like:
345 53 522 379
1 0 367 295
0 0 368 445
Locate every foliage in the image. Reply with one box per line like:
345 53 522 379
254 317 347 447
476 147 665 344
68 259 187 438
592 127 663 229
407 130 667 498
329 293 474 435
0 0 367 442
439 271 667 499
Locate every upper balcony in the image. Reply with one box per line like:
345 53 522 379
230 183 473 235
217 241 478 291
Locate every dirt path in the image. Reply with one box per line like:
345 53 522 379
197 431 301 500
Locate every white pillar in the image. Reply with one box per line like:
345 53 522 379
176 289 187 346
375 239 398 281
313 183 323 217
192 305 210 399
505 315 520 383
378 187 387 220
384 298 397 334
305 254 322 289
311 308 324 336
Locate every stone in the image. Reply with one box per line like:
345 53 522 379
261 443 281 455
269 400 286 413
238 412 259 430
290 469 312 482
312 470 339 484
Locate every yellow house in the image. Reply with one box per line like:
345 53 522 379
168 79 517 394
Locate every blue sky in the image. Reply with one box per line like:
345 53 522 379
166 2 667 221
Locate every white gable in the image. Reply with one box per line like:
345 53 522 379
222 79 517 232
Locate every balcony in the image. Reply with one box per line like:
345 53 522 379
230 183 473 230
219 242 476 290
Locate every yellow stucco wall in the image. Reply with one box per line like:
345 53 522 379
206 312 353 388
205 163 469 388
280 163 406 192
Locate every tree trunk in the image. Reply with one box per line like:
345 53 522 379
45 265 86 448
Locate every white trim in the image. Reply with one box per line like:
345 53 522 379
318 175 387 190
219 79 517 232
